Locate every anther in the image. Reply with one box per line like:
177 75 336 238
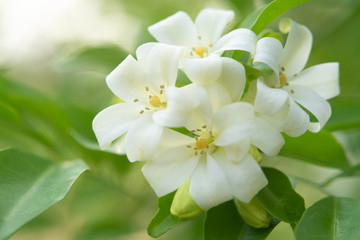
187 145 192 148
133 99 139 102
195 151 198 156
202 125 207 128
145 107 150 110
209 44 213 47
139 110 144 114
290 90 295 94
160 85 165 89
198 36 202 40
201 150 205 155
281 66 285 72
160 90 164 94
196 129 202 132
145 86 149 91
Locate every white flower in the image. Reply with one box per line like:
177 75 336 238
92 43 209 162
142 101 268 210
252 19 340 137
148 8 257 59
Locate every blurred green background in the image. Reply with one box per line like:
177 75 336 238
0 0 359 239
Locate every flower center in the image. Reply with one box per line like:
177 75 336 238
186 125 217 156
149 95 162 107
194 45 207 58
195 138 208 150
135 84 167 114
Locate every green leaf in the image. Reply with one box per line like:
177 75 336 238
257 167 305 224
295 197 360 240
240 0 312 34
204 200 279 240
280 130 350 169
147 192 183 238
326 96 360 130
65 45 128 71
0 148 89 239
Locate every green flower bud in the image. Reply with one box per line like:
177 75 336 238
249 145 262 163
170 179 203 221
234 197 272 228
258 29 283 43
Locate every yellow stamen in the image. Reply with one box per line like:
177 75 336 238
149 96 162 107
195 138 208 150
194 46 207 58
279 73 287 85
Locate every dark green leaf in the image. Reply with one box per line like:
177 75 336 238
240 0 312 34
295 197 360 240
0 149 89 239
257 167 305 224
326 96 360 130
147 192 183 238
280 130 350 169
204 200 279 240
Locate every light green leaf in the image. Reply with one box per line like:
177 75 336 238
326 96 360 130
295 197 360 240
0 149 89 240
147 192 183 238
204 200 279 240
240 0 312 34
257 167 305 224
280 130 350 169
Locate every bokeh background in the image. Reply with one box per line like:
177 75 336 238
0 0 359 239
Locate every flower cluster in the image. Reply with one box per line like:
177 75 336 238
93 9 339 212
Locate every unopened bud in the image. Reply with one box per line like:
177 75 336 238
249 145 262 163
234 197 272 228
170 179 203 221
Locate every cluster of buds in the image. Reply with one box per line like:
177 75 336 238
93 9 339 227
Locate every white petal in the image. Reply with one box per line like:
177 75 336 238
217 57 246 102
189 153 232 210
106 55 148 104
251 118 285 156
153 84 212 127
214 122 257 146
217 153 268 204
182 55 222 85
126 114 164 162
135 42 158 61
253 37 283 76
194 8 234 45
148 11 197 48
205 82 232 111
142 145 199 197
212 28 258 55
289 62 340 100
254 79 289 116
288 85 331 132
279 19 313 76
92 103 143 149
157 127 195 149
142 43 184 88
223 139 251 163
282 98 310 137
212 102 257 146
